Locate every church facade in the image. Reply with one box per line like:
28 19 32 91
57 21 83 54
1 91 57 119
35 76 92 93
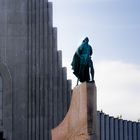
0 0 71 140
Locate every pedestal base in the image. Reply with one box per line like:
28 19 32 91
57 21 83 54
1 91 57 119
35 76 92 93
52 82 99 140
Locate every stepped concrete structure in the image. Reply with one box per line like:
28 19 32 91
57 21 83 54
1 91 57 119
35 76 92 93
52 82 100 140
0 0 71 140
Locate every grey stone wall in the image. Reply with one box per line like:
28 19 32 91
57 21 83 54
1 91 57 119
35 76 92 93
0 0 28 140
0 0 72 140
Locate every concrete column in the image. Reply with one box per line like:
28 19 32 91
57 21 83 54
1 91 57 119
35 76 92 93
67 80 72 110
138 123 140 140
28 0 32 139
57 51 63 124
105 115 109 140
35 1 40 140
52 27 58 127
114 118 119 140
44 1 49 139
100 113 105 140
47 3 53 140
110 117 114 140
39 1 45 140
31 0 36 139
132 122 137 140
97 111 100 140
62 67 67 118
119 119 123 140
128 121 132 140
123 120 128 140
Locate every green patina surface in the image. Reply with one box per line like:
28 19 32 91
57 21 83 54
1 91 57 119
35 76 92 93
71 37 94 83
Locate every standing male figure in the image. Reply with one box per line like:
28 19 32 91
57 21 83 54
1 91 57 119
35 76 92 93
71 37 94 85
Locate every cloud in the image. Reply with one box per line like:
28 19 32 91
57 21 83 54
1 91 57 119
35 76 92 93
65 58 140 121
95 60 140 121
65 60 140 121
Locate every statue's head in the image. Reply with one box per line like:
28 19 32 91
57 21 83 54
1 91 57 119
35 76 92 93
83 37 89 43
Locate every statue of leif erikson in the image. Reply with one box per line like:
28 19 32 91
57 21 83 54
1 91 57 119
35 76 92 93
71 37 94 85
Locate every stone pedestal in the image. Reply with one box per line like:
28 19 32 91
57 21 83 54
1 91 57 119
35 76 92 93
52 82 99 140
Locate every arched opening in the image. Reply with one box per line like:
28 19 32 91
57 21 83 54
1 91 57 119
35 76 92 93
0 62 12 140
0 75 2 125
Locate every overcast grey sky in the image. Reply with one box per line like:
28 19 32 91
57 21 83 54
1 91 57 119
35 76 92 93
51 0 140 121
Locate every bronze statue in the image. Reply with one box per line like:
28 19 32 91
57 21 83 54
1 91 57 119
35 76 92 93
71 37 94 85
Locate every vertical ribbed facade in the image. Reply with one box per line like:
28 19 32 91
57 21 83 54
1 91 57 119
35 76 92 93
28 0 71 140
98 112 140 140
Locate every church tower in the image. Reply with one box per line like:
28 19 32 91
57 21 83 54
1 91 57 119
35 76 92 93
0 0 71 140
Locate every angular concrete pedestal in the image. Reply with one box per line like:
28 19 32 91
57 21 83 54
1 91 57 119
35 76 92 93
52 82 99 140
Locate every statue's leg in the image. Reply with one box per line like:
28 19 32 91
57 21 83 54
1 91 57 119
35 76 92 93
76 78 79 86
85 65 90 82
91 66 94 81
